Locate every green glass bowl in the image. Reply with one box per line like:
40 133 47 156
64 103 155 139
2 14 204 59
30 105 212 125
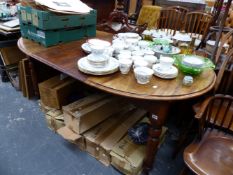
174 54 215 76
178 63 203 75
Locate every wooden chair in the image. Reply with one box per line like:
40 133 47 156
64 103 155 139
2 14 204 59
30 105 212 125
167 6 189 21
214 48 233 96
157 8 182 35
183 94 233 175
193 46 233 113
136 5 161 29
174 46 233 158
183 11 213 40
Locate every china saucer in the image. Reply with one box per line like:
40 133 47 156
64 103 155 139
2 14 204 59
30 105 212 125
152 64 178 79
77 56 119 75
81 43 91 53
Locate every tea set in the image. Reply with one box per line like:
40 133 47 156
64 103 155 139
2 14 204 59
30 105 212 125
77 32 202 85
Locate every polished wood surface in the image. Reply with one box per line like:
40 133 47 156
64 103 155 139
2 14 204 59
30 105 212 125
18 31 216 101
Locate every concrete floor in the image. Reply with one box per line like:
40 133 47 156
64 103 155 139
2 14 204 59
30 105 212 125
0 80 185 175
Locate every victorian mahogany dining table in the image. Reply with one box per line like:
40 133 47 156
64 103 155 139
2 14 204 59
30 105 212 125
18 31 216 174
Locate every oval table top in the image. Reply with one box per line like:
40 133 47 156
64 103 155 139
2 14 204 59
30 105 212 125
18 31 216 101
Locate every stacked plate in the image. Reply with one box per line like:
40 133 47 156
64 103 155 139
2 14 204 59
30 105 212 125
152 64 178 79
182 55 204 68
77 56 119 75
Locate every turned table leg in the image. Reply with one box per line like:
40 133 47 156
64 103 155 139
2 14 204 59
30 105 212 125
143 103 170 174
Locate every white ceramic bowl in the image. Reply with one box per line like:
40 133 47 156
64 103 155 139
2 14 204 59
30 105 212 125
87 39 111 55
134 67 154 84
88 38 111 48
87 54 109 68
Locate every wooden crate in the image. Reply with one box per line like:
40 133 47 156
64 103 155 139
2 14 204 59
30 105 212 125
38 75 78 109
84 108 147 166
0 46 25 65
62 94 128 134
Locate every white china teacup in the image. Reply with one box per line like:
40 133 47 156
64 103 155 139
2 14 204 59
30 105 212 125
131 55 144 62
132 50 144 57
125 38 139 51
119 59 133 74
134 67 154 84
159 56 174 70
118 53 131 60
138 40 150 50
104 47 114 57
119 50 132 56
112 43 125 54
143 55 158 68
133 60 149 68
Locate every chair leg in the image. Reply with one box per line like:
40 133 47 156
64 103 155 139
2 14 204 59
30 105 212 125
180 166 189 175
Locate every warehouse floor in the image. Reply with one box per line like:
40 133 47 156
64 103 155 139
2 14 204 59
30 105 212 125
0 80 186 175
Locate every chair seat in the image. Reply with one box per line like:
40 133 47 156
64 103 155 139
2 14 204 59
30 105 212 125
184 129 233 175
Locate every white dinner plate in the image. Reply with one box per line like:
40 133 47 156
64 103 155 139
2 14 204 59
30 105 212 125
77 56 119 75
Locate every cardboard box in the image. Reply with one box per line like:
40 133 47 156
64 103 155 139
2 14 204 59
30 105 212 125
57 127 85 151
84 108 147 166
45 109 65 131
63 95 127 134
39 100 54 113
38 76 78 109
110 126 167 175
